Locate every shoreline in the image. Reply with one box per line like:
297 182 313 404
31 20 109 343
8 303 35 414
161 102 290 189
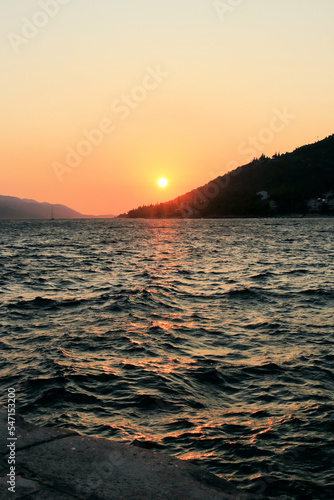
0 406 252 499
0 214 333 221
119 214 334 219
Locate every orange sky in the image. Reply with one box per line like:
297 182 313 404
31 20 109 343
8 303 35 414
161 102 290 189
2 1 334 215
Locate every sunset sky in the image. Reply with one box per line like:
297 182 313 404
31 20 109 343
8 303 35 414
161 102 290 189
1 0 334 215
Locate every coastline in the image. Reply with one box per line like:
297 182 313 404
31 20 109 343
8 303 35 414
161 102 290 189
0 406 251 500
118 214 334 219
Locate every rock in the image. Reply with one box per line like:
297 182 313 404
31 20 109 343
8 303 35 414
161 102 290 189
0 406 250 499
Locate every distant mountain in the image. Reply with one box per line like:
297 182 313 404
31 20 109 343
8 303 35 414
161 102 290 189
121 134 334 218
0 196 115 219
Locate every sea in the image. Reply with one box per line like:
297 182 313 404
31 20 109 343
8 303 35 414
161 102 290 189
0 218 333 499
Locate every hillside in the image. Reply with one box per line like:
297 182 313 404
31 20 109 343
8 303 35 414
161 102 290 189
0 196 114 219
122 134 334 218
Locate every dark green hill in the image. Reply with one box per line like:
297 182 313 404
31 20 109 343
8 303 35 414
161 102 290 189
122 134 334 218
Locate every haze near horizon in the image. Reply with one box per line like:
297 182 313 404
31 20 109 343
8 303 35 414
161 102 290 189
1 0 334 214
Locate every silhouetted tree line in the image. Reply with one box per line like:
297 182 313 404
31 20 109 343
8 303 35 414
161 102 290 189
121 134 334 218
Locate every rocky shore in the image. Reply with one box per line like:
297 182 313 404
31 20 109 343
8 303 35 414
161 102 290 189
0 406 252 499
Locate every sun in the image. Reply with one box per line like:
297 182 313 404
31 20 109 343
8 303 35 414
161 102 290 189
157 177 168 188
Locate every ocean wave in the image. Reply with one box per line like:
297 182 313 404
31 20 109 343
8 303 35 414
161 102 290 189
1 218 333 500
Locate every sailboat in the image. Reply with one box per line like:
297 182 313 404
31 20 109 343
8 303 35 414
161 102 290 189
51 206 54 220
